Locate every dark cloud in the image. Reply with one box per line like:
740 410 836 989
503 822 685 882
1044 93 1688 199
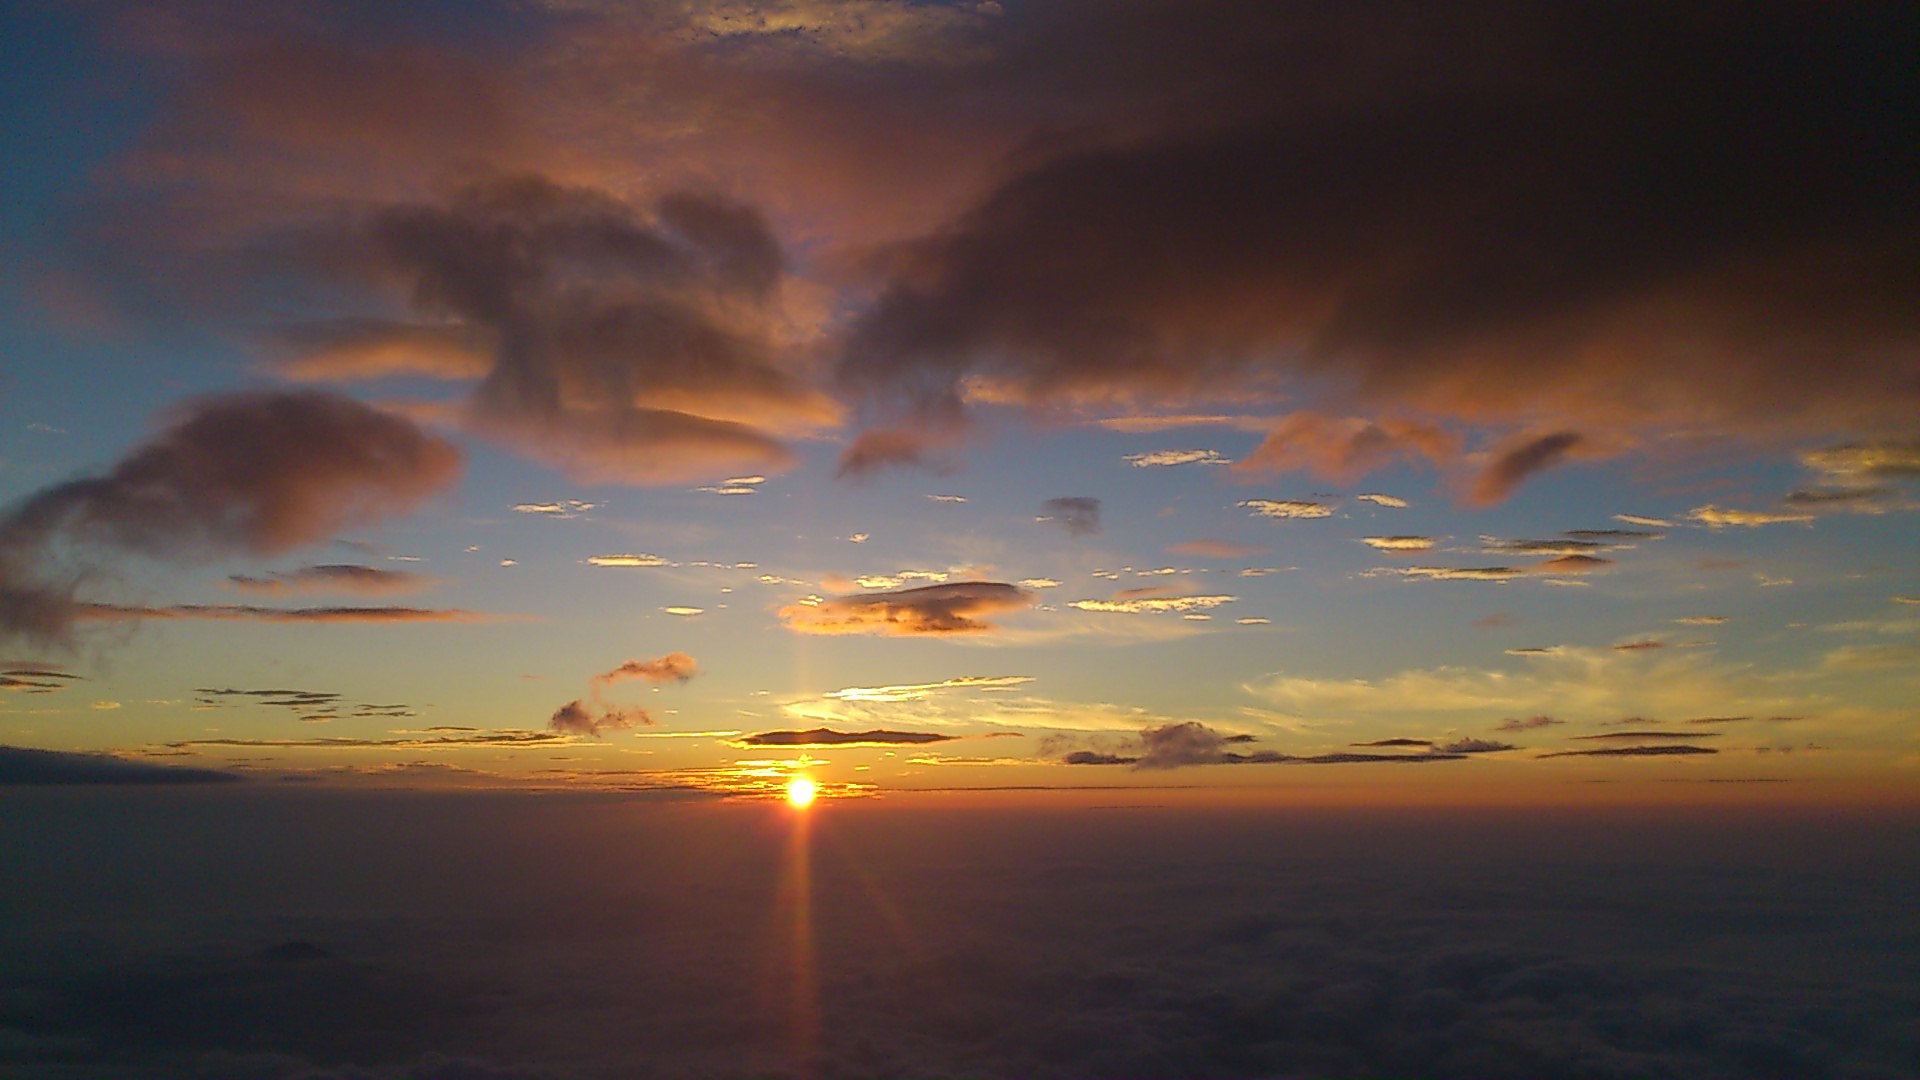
779 581 1034 636
224 563 435 597
285 174 838 485
165 731 565 750
735 728 959 748
76 603 490 624
1065 722 1470 769
0 392 461 647
1541 745 1720 759
1038 497 1101 537
1496 715 1563 732
1574 731 1722 742
1469 432 1584 505
1563 527 1663 540
548 700 651 738
0 745 241 785
838 5 1920 474
1438 738 1516 754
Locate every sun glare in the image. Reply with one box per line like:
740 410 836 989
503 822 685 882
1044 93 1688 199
786 777 818 808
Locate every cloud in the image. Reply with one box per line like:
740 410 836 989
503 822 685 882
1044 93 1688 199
1165 539 1267 559
1233 413 1456 483
1239 499 1332 520
1438 738 1516 754
778 581 1034 636
585 553 675 568
549 699 652 738
1540 745 1719 758
1059 721 1470 770
1124 449 1229 467
1038 496 1101 536
224 563 435 596
827 675 1033 702
1469 432 1584 505
0 745 242 785
73 603 491 624
591 653 698 692
735 728 958 747
1356 493 1408 508
1496 715 1563 732
317 177 841 484
836 427 959 478
1797 439 1920 484
165 731 569 750
1361 536 1436 552
1069 594 1236 615
1686 505 1816 528
512 500 599 516
1573 731 1720 741
837 6 1919 461
0 392 461 646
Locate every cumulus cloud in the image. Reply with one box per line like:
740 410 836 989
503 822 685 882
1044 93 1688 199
1038 496 1101 536
1239 499 1332 520
0 392 461 646
549 699 652 737
779 581 1034 636
224 563 435 596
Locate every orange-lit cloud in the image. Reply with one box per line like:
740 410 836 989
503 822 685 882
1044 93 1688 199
1686 505 1816 528
1239 499 1332 520
779 582 1034 636
734 728 958 748
1165 539 1267 559
591 653 699 692
1361 536 1436 553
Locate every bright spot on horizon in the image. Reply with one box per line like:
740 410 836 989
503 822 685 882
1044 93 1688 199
786 777 818 808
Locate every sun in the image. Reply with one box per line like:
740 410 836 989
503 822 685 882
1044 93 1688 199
786 777 818 808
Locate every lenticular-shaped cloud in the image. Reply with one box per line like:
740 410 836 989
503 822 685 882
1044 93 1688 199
1361 536 1436 552
225 563 435 596
0 392 461 647
736 728 957 747
1686 505 1817 528
1124 449 1228 467
1069 594 1236 615
779 581 1034 636
1240 499 1332 520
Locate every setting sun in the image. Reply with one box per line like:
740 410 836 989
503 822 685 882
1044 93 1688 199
786 777 818 808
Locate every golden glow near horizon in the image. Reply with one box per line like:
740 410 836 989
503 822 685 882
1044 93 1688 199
786 777 818 808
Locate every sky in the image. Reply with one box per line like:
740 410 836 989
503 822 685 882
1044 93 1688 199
1 0 1918 806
